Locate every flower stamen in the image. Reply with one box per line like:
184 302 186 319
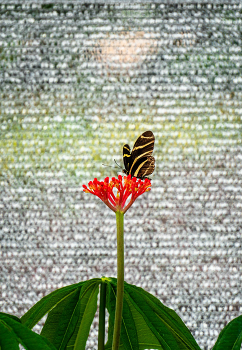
83 175 151 213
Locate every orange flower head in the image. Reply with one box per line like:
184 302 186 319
82 175 151 213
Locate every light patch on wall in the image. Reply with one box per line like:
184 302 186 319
93 31 158 67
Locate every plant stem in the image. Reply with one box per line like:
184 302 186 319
112 210 124 350
98 281 107 350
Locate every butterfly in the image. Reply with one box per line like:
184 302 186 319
122 131 155 179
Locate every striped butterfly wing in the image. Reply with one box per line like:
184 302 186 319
129 131 155 178
131 155 155 178
131 131 155 159
123 144 131 174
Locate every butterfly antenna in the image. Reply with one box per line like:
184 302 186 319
102 162 121 170
114 159 122 169
102 163 115 169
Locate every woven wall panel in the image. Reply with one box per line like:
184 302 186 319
0 3 242 349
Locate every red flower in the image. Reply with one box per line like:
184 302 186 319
83 175 151 213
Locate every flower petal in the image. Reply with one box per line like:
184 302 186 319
83 175 152 213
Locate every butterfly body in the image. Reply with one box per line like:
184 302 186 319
123 131 155 179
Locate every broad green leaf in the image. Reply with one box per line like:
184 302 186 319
105 284 116 350
105 282 139 350
125 295 163 350
0 314 56 350
21 281 84 329
0 320 19 350
212 315 242 350
41 289 79 344
105 278 200 350
0 313 21 324
124 284 180 350
128 283 200 350
41 287 82 350
105 279 179 350
66 279 100 350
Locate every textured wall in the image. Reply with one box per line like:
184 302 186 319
0 2 242 349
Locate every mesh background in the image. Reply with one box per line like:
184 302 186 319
0 2 242 349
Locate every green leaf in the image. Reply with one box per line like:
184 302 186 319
66 279 100 350
105 282 139 350
41 279 100 350
41 287 82 350
105 278 200 350
0 312 21 324
124 294 164 350
21 282 84 329
212 315 242 350
0 314 57 350
128 283 200 350
0 320 19 350
40 289 78 344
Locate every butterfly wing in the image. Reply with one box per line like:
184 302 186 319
129 131 155 177
130 155 155 178
123 144 131 174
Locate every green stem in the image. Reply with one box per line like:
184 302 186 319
112 210 124 350
98 281 107 350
